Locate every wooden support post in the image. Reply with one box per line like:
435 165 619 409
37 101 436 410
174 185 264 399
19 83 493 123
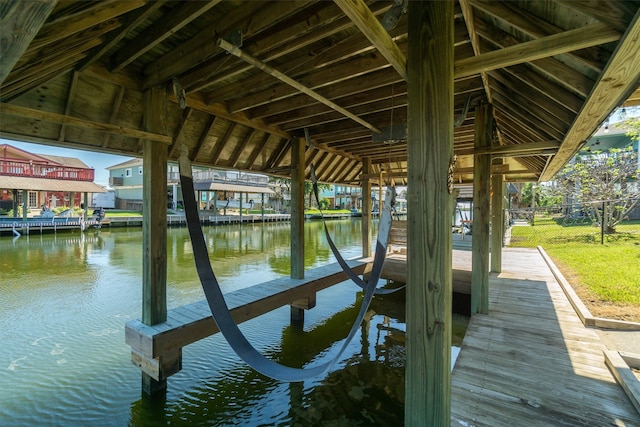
290 293 316 326
141 85 169 394
13 189 18 218
290 138 305 279
83 193 88 222
406 1 454 425
362 158 372 257
491 161 504 273
471 104 493 314
22 189 27 222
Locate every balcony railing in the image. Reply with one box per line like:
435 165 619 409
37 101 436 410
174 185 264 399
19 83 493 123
0 159 95 182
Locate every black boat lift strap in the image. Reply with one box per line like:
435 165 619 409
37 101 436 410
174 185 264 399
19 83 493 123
178 148 394 381
310 164 405 295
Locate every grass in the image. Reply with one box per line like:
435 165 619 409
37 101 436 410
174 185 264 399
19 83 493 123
304 208 353 215
510 215 640 321
102 210 142 217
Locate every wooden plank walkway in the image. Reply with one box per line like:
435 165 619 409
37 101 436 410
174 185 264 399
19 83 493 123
451 247 640 426
125 259 369 380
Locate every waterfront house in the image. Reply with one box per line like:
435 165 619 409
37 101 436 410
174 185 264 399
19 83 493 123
0 143 105 215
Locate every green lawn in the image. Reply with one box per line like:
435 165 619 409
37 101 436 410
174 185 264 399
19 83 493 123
102 210 142 217
510 217 640 306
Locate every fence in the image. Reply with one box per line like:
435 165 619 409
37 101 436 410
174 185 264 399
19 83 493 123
508 197 640 247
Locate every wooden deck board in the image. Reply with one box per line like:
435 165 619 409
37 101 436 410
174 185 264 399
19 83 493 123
125 259 368 359
451 247 640 426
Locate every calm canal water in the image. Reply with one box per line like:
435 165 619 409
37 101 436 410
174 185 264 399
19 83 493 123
1 219 468 426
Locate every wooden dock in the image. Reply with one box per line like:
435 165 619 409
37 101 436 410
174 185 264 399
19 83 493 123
451 247 639 426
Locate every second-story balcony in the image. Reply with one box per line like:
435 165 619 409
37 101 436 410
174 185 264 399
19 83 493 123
0 159 95 182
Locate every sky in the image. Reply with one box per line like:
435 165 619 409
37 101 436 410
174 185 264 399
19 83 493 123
1 138 132 187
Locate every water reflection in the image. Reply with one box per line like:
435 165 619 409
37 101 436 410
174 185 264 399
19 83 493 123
0 219 467 426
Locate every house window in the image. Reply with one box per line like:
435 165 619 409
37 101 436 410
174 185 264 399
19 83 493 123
28 191 37 208
138 166 143 175
125 168 132 177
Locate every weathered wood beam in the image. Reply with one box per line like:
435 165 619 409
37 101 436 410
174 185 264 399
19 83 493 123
269 83 405 127
272 140 292 170
27 1 144 54
459 0 497 144
77 1 166 72
226 39 407 113
209 122 236 164
471 104 492 315
59 72 80 142
490 92 564 141
406 1 453 425
315 152 337 180
456 140 561 157
557 0 638 33
5 14 107 88
489 70 574 127
141 85 169 395
324 156 349 183
1 53 83 102
167 107 194 158
0 102 171 143
343 162 363 184
623 85 640 107
187 2 390 94
0 0 57 84
217 38 382 135
471 0 609 74
290 138 305 280
474 17 594 98
230 129 256 169
491 160 504 273
185 93 291 140
110 1 220 73
190 116 217 162
361 158 372 257
265 139 290 171
102 85 126 148
304 147 321 169
542 9 640 181
455 22 620 79
142 1 272 89
245 133 270 171
249 68 403 120
309 151 330 177
333 0 406 80
282 95 407 132
500 63 583 114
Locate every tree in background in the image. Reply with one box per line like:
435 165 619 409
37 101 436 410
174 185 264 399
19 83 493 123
554 145 639 233
520 182 561 207
304 181 333 208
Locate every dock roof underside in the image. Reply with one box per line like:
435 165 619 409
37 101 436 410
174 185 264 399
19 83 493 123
1 0 639 185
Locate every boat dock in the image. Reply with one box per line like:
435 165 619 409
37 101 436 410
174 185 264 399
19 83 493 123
451 247 639 426
0 213 292 236
0 217 103 236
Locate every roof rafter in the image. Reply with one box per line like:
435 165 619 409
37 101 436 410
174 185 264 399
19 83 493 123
0 0 57 85
333 0 407 80
542 9 640 180
110 1 221 73
455 22 621 79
